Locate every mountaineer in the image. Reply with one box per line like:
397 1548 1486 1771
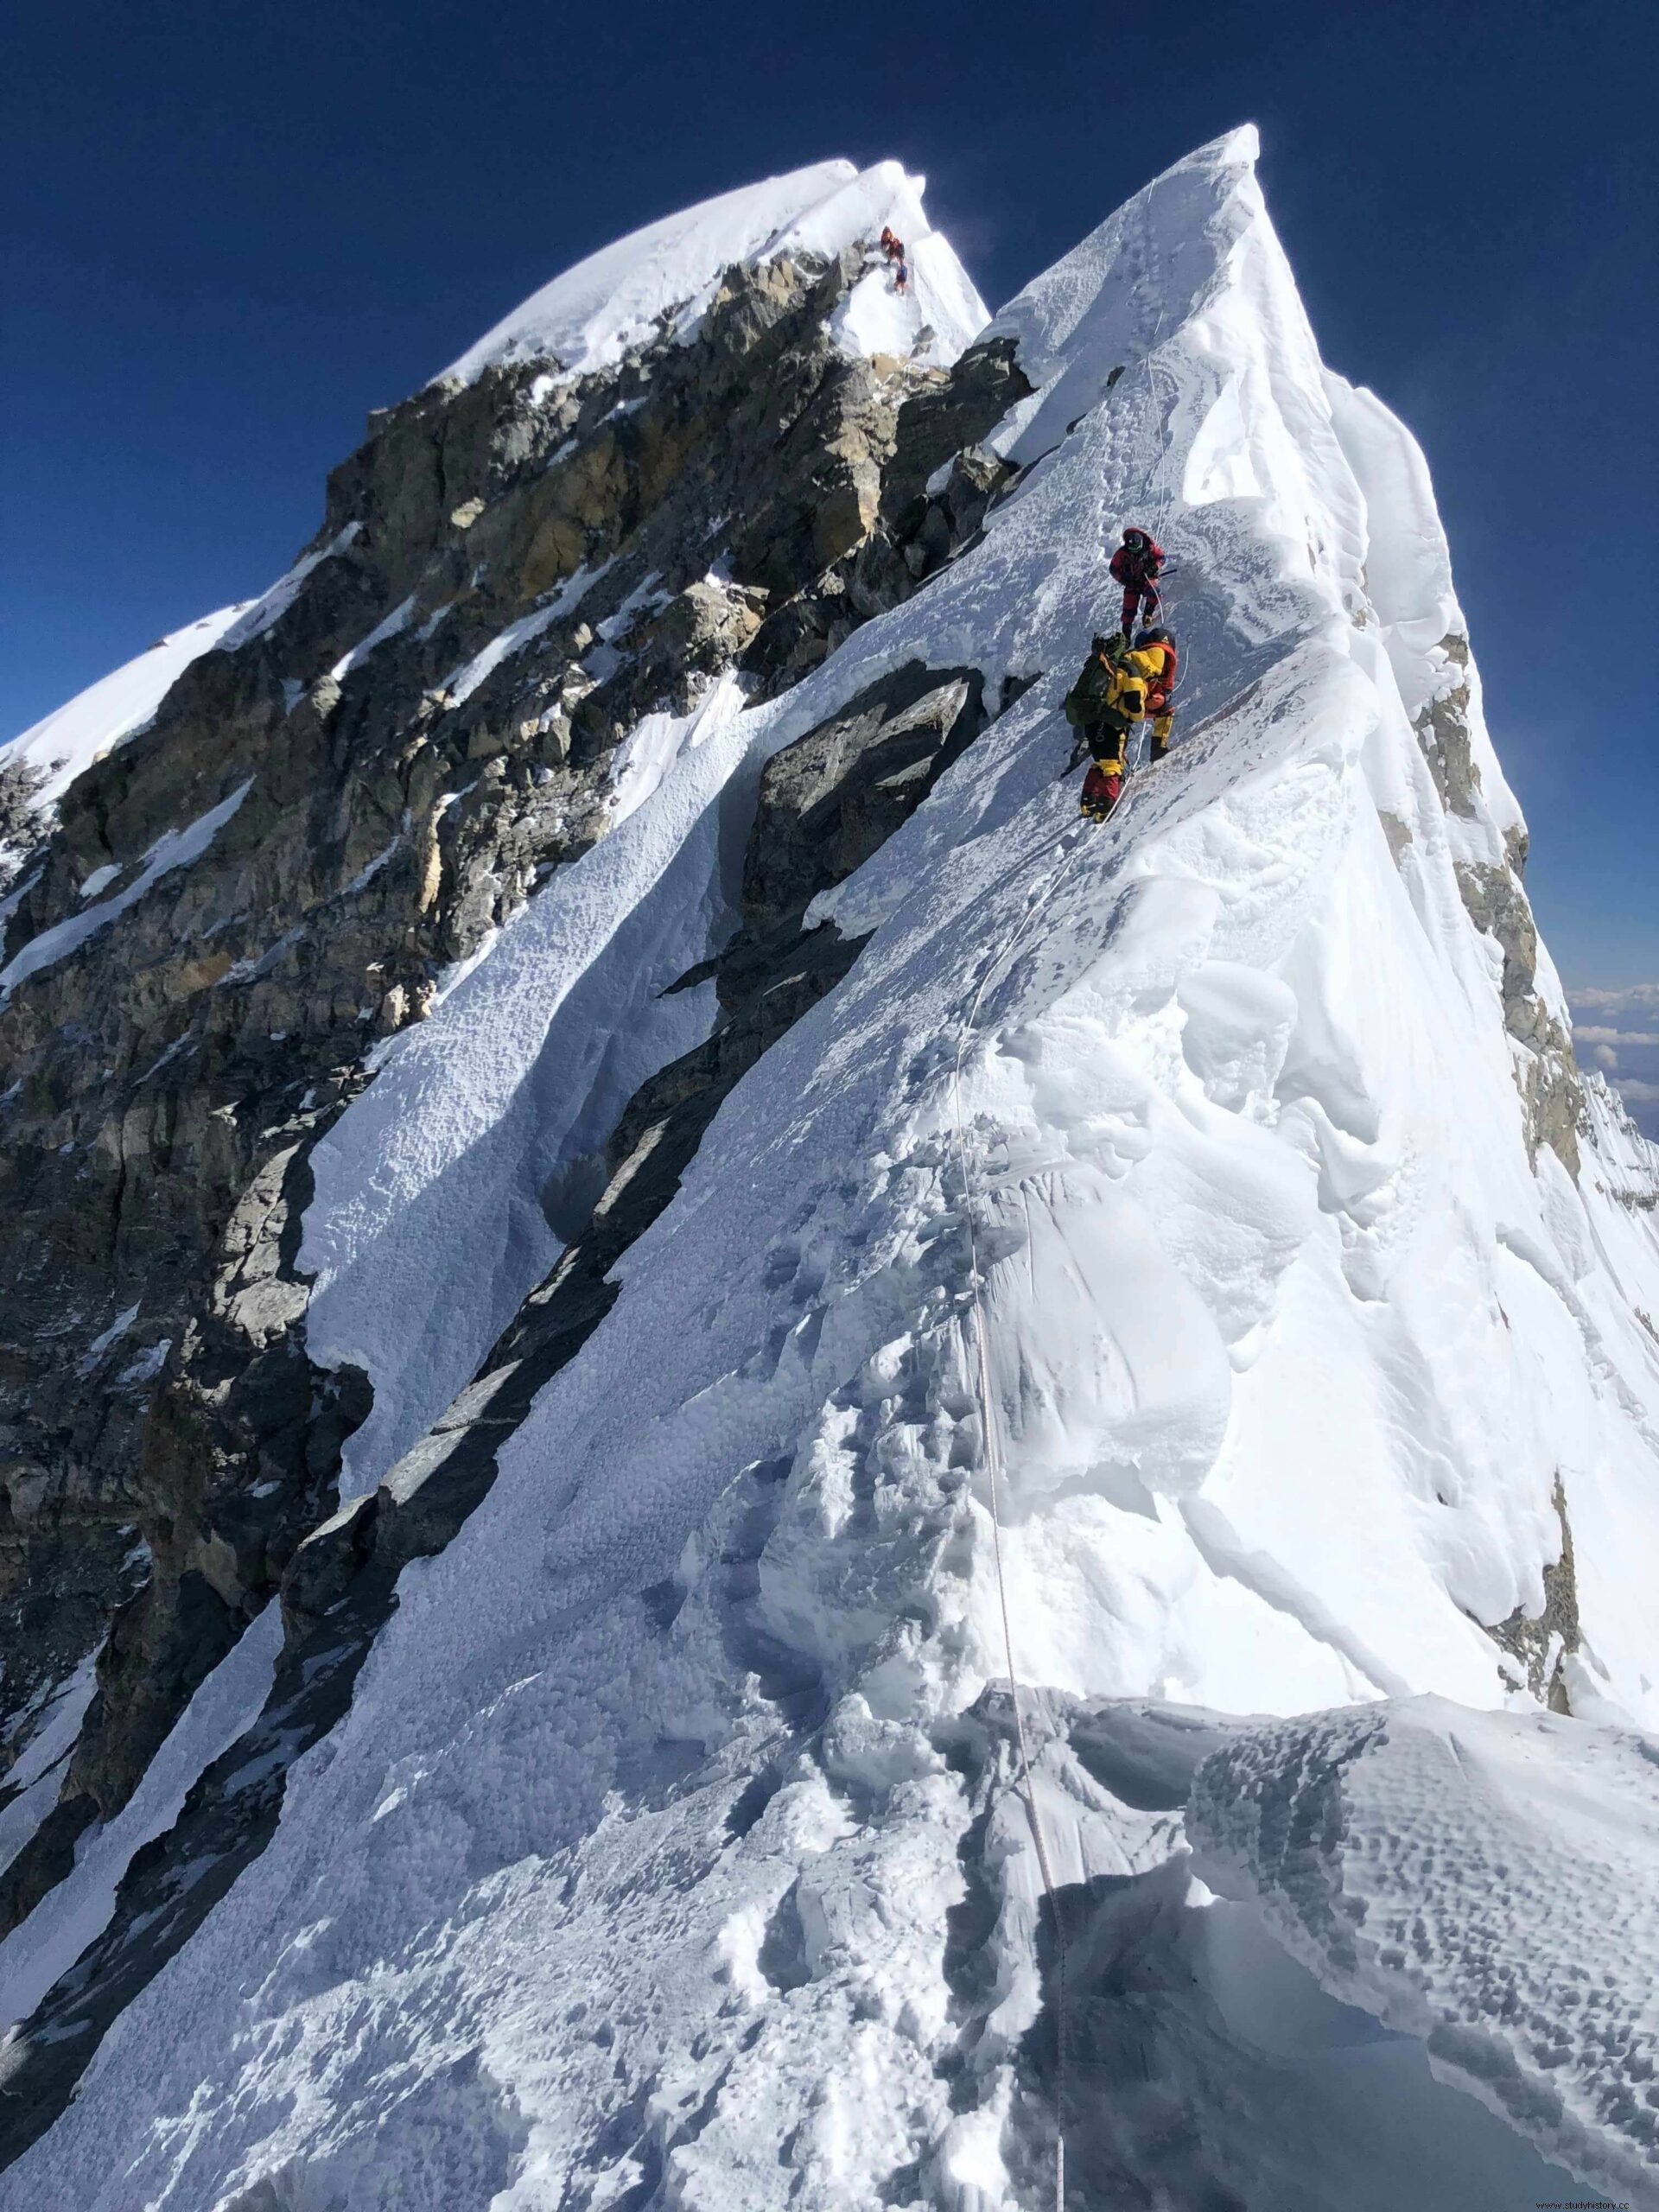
1135 626 1179 760
1109 526 1166 637
1063 629 1170 820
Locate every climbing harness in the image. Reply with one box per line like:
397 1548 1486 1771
949 804 1112 2212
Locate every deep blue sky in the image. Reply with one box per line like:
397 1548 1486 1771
4 0 1655 1007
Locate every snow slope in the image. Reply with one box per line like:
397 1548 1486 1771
1191 1697 1659 2201
0 1606 281 2033
0 1656 100 1888
0 777 253 1001
2 603 247 822
439 157 987 385
1583 1065 1659 1199
12 126 1659 2209
298 674 745 1498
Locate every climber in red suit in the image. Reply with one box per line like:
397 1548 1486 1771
1109 526 1166 637
878 226 909 294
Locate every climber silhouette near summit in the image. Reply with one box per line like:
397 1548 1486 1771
1109 526 1165 636
1063 629 1169 821
879 225 909 294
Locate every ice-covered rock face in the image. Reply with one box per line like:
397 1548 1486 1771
4 125 1659 2209
0 154 1010 2028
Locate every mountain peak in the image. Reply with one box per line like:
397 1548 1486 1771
4 133 1659 2211
435 155 988 390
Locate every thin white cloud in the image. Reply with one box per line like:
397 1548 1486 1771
1615 1078 1659 1105
1571 982 1659 1014
1592 1044 1618 1070
1573 1026 1659 1047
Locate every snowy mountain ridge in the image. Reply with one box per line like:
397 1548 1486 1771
3 125 1659 2209
0 605 250 895
439 156 988 386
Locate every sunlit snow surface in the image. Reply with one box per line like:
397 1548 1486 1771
439 156 988 385
12 126 1659 2209
2 603 247 819
1191 1697 1659 2203
0 778 253 998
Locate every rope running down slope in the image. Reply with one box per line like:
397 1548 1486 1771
948 800 1101 2212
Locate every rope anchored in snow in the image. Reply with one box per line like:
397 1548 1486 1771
949 816 1096 2212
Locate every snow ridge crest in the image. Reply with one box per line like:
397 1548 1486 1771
5 124 1659 2212
437 156 988 388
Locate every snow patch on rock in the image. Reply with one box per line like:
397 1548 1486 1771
3 605 249 820
10 125 1659 2212
439 157 986 388
0 779 254 999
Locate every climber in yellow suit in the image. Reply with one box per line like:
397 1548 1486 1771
1063 631 1170 821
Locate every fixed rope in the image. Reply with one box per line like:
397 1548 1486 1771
948 814 1103 2212
944 217 1186 2196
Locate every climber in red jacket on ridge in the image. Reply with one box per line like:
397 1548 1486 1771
1109 526 1166 637
879 226 910 295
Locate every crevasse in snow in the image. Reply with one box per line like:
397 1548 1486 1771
9 124 1659 2210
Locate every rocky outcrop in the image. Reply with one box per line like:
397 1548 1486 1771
1410 633 1586 1176
737 340 1029 698
0 236 1025 1939
1412 635 1480 819
741 661 984 936
0 757 48 890
1452 857 1584 1174
0 656 1007 2164
1485 1474 1580 1711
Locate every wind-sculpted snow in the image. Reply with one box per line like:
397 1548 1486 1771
440 156 987 387
10 124 1659 2209
298 676 744 1497
1189 1697 1659 2202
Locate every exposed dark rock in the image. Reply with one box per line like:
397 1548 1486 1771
0 756 50 893
1410 635 1586 1176
1453 862 1542 1040
739 334 1028 700
1378 809 1412 865
1411 634 1479 818
610 923 868 1178
1486 1474 1580 1712
1453 859 1584 1175
877 336 1030 523
0 322 1010 2157
0 242 1007 1873
741 663 985 938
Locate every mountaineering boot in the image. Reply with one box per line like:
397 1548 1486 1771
1080 763 1123 821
